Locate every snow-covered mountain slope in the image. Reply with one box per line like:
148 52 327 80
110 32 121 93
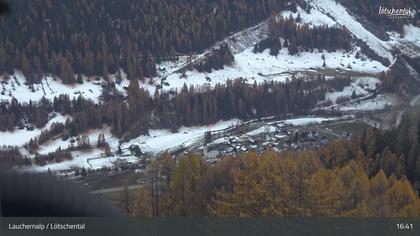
309 0 395 64
1 0 418 103
156 47 386 93
1 0 419 173
150 0 418 94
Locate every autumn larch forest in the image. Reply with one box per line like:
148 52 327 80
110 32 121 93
0 0 419 218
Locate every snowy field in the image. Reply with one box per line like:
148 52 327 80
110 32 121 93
31 150 139 172
284 117 337 126
148 47 387 95
325 77 380 104
31 126 127 172
122 119 241 155
0 113 69 147
37 126 120 155
0 71 103 103
338 94 400 111
281 5 337 28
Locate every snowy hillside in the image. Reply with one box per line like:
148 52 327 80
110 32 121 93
150 0 418 94
309 0 395 63
0 114 69 147
1 0 419 103
0 0 419 173
326 77 378 100
0 72 103 103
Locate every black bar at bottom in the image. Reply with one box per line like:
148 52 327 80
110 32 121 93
0 217 419 236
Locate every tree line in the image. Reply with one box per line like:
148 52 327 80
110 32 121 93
191 44 235 73
0 97 51 132
0 147 31 167
36 76 343 140
1 75 352 145
254 17 352 56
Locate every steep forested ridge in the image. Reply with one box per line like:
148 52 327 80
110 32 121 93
0 0 289 82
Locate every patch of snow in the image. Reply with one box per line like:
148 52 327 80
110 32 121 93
247 125 277 136
388 24 420 58
48 113 69 124
32 126 129 172
37 126 119 155
123 119 241 155
0 113 69 147
0 128 42 148
37 138 69 155
325 77 379 104
0 71 103 103
410 94 420 107
226 21 269 54
338 94 399 111
403 24 420 49
211 137 230 145
31 150 139 172
281 5 337 28
284 117 335 126
157 56 190 76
